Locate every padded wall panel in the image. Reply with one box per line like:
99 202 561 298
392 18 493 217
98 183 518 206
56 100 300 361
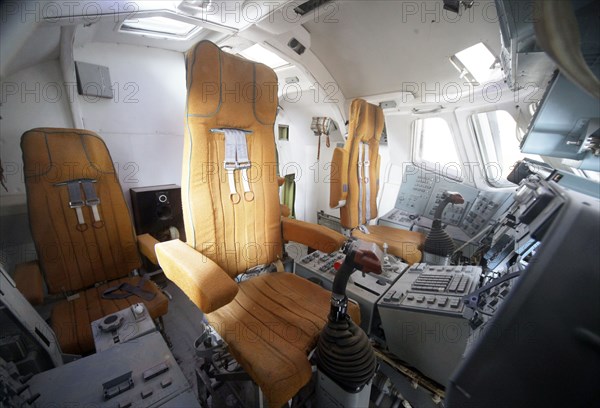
183 41 282 277
21 128 141 294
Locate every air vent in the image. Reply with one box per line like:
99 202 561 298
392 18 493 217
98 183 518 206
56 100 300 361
379 100 397 110
294 0 334 16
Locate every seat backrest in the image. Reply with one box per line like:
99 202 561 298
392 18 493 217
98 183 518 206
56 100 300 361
330 99 384 229
21 128 141 294
183 41 282 277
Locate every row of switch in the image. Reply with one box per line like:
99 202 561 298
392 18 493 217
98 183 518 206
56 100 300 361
116 363 173 408
405 294 462 309
411 274 453 292
117 377 173 408
447 275 469 293
383 290 401 302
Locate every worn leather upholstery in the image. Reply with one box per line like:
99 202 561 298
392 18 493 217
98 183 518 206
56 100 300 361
51 276 167 355
155 40 354 407
13 261 44 305
21 128 168 354
330 99 424 263
137 233 160 265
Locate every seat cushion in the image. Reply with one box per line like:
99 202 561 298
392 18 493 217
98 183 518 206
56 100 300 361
353 225 425 265
207 272 360 408
52 276 168 355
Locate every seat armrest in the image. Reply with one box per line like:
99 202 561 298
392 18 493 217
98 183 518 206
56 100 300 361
281 218 346 253
14 261 44 305
137 233 160 265
155 239 238 314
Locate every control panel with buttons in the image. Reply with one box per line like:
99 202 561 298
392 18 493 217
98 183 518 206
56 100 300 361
378 263 481 317
377 263 482 385
295 249 408 336
383 168 513 238
28 331 199 408
92 303 157 352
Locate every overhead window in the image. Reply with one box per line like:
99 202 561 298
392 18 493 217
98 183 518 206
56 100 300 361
120 15 201 39
413 117 462 178
472 110 542 186
239 44 290 69
450 42 502 85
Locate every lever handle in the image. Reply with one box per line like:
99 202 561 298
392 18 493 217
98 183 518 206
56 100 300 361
445 191 465 204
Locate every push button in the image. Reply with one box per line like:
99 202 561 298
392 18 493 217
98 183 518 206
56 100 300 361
141 389 153 399
160 377 172 389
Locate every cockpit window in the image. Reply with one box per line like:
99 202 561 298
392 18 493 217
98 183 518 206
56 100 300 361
472 110 541 187
413 117 461 178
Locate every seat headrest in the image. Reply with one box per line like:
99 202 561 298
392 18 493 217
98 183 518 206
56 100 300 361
349 99 385 143
21 128 115 182
186 41 278 130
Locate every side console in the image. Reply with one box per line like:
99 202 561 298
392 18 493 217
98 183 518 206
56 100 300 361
377 263 482 386
29 331 199 408
447 177 600 407
295 250 408 336
91 303 157 352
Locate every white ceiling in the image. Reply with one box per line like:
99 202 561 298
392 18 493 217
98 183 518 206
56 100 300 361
303 0 502 99
2 0 504 103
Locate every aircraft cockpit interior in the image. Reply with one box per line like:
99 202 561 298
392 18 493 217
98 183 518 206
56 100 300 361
1 1 599 407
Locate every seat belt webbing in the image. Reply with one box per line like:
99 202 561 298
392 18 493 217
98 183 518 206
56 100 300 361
364 143 371 223
66 181 86 228
224 129 240 203
235 130 254 201
101 274 156 301
223 129 254 204
357 143 363 225
81 179 102 225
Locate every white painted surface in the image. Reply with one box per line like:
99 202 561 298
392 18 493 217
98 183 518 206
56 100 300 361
276 89 344 223
0 60 74 197
73 42 186 205
0 59 74 272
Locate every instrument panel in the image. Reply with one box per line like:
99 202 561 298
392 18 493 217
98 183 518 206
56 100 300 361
387 166 513 238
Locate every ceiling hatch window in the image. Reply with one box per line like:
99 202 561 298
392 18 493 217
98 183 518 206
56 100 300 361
120 16 201 39
450 42 502 85
239 44 290 69
413 117 462 179
472 110 542 187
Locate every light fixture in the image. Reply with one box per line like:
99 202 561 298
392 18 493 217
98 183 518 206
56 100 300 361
120 15 201 39
239 44 289 69
450 42 501 85
443 0 474 14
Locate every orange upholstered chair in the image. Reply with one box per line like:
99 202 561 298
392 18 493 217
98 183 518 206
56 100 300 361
19 128 169 355
155 40 359 407
329 99 424 264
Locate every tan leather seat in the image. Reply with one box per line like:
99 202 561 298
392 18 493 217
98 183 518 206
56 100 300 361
20 128 168 355
52 276 168 354
329 99 424 264
155 40 358 407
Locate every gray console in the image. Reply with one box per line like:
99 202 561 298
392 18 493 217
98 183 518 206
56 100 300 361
295 249 408 335
29 331 199 408
378 263 482 385
92 303 157 352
